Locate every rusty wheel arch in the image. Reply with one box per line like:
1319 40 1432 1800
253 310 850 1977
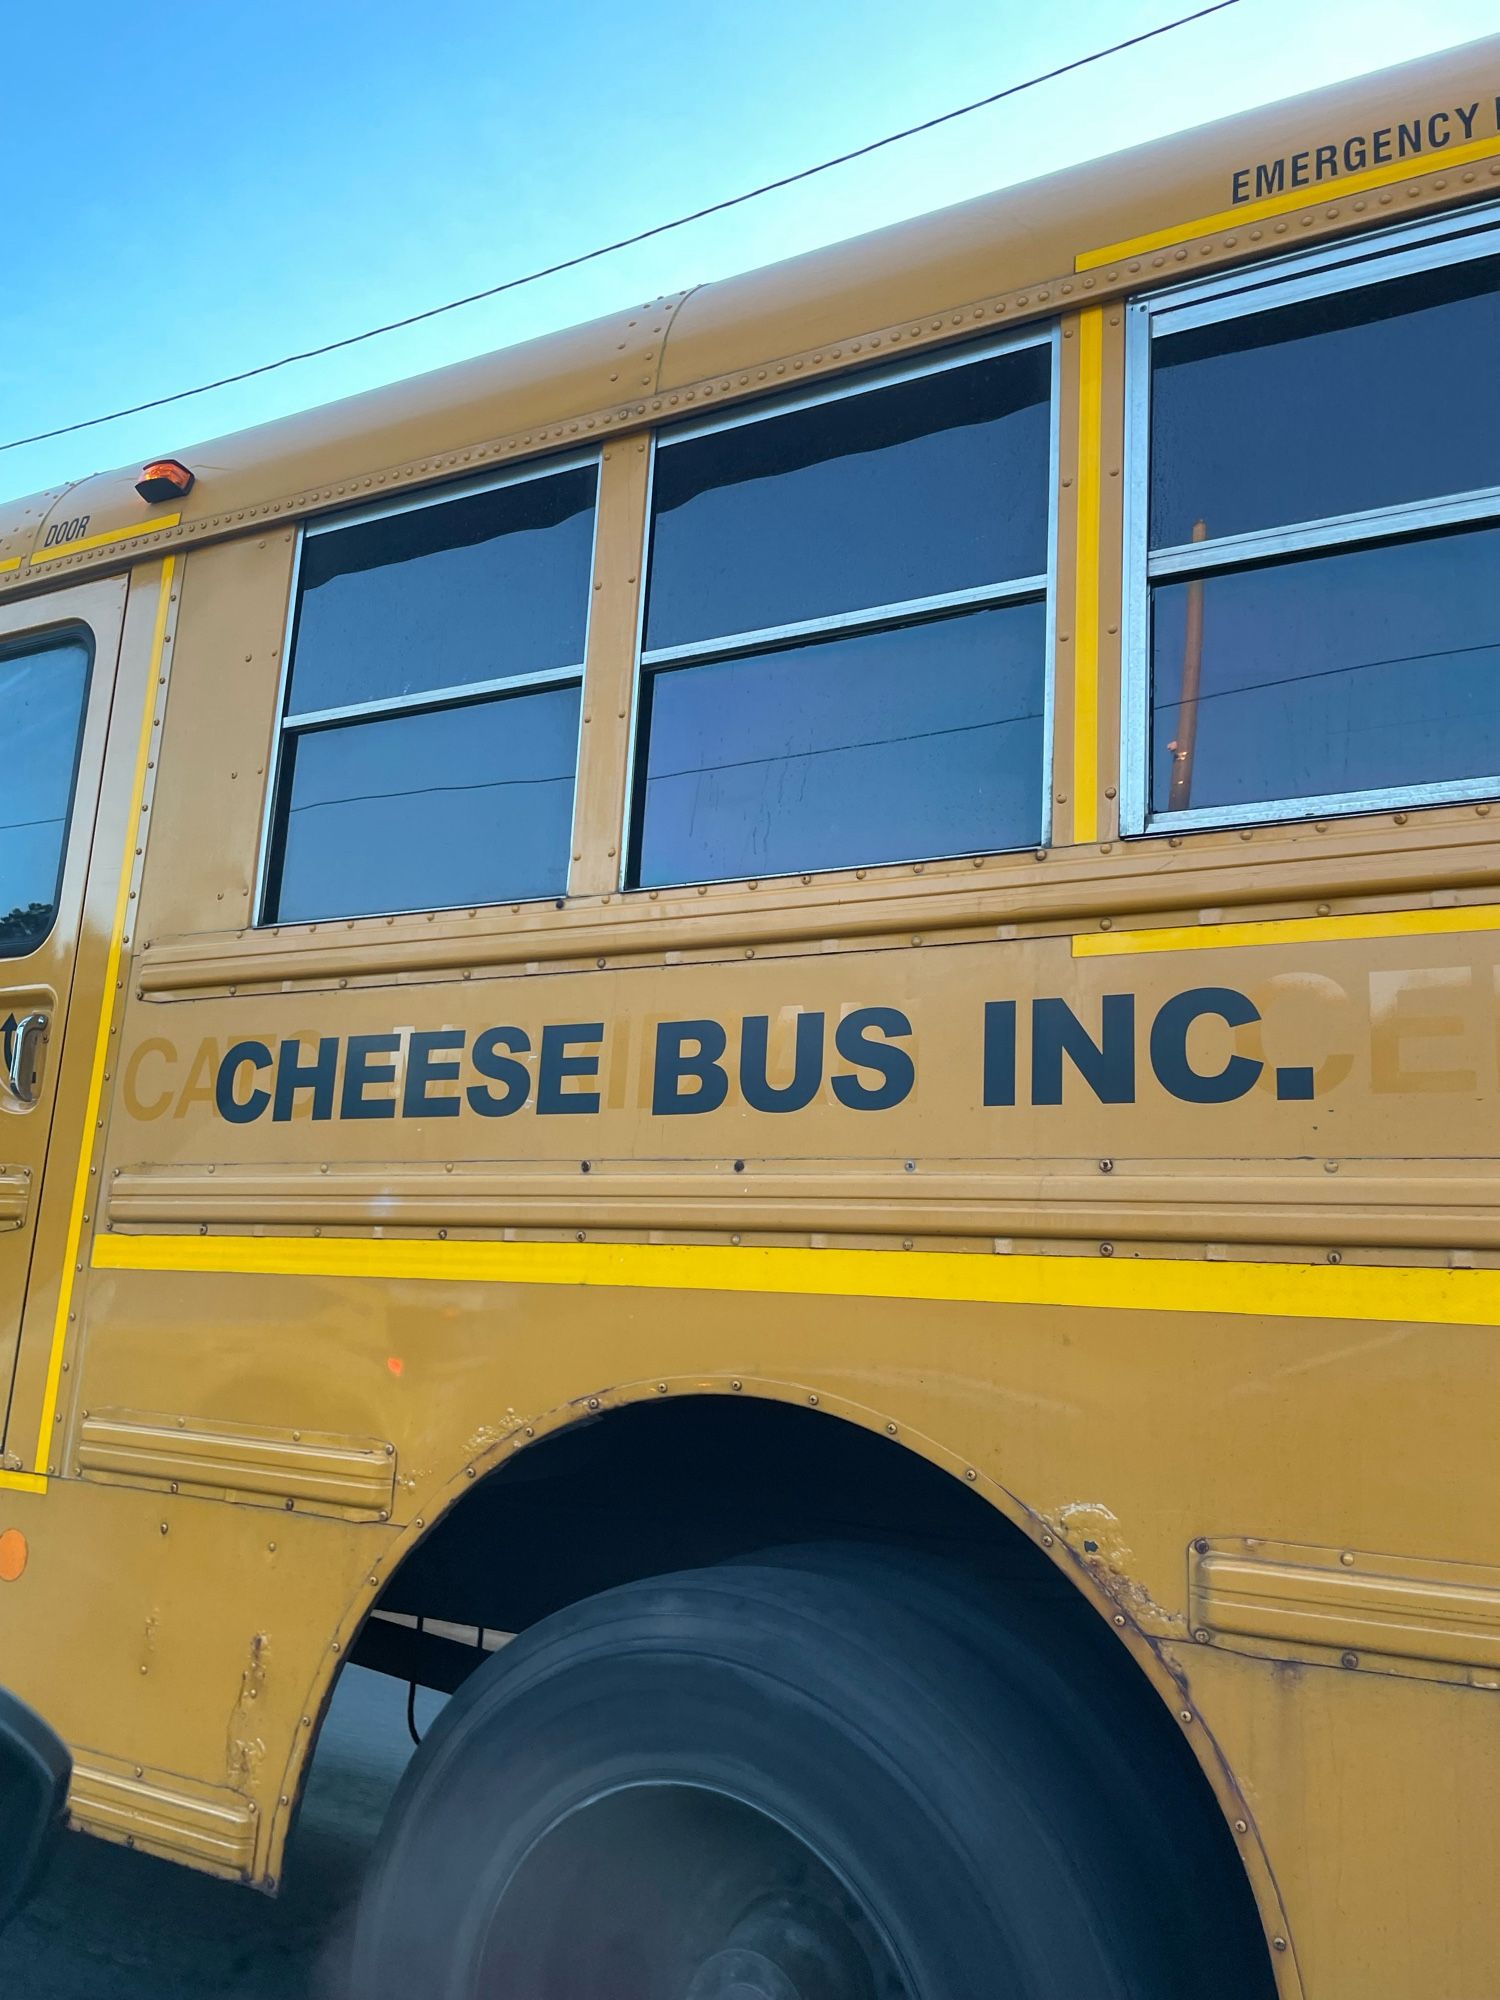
270 1375 1297 1990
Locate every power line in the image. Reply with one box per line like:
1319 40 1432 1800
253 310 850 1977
2 0 1241 457
287 707 1046 820
1153 635 1500 713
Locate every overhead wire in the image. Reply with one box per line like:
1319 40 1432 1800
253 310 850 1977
1 0 1240 456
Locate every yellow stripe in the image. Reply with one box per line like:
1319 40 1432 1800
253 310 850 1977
1078 134 1500 271
30 514 181 565
91 1229 1500 1331
1072 308 1103 845
0 556 21 574
1074 904 1500 958
0 558 176 1495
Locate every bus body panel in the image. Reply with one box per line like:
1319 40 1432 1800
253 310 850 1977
1 37 1500 1997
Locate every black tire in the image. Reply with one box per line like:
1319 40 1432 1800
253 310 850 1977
727 1542 1274 1999
346 1553 1270 2000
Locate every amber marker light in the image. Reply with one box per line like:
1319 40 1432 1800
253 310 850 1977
135 459 195 503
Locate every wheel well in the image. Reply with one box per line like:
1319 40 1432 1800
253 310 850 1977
343 1395 1271 1977
371 1394 1047 1647
363 1396 1161 1739
338 1400 1272 1976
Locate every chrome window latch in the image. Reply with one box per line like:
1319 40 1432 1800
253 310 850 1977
0 1012 48 1108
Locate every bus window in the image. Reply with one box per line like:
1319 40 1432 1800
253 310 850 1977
629 337 1055 888
0 635 91 957
261 460 597 924
1127 214 1500 834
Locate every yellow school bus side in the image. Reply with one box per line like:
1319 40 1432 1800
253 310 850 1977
2 34 1500 1997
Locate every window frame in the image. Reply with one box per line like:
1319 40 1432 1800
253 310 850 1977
1122 201 1500 838
0 622 96 962
623 327 1061 891
254 449 601 926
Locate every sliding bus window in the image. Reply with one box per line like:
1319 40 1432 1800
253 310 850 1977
628 335 1057 888
261 459 598 924
1125 207 1500 835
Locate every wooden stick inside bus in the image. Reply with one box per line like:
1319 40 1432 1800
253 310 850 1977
1167 517 1208 814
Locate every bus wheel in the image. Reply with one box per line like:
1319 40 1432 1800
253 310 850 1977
348 1555 1230 2000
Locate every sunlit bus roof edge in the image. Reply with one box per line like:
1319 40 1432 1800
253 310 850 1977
0 29 1495 566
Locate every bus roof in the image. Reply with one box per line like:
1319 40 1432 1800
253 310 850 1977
3 32 1494 578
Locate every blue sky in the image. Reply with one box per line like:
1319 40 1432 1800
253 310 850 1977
1 0 1494 499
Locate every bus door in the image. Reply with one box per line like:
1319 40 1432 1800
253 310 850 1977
0 575 128 1464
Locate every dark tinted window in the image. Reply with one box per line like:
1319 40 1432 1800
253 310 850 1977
1150 525 1500 815
633 605 1045 885
270 684 580 922
265 463 596 923
289 465 596 715
0 636 91 957
1150 253 1500 547
646 347 1051 650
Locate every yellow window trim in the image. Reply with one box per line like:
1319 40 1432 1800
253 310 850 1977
1074 904 1500 958
92 1230 1500 1331
1071 307 1104 844
1078 133 1500 270
30 514 181 565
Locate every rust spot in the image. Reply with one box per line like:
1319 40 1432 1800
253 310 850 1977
1059 1501 1188 1637
227 1631 271 1788
0 1529 27 1582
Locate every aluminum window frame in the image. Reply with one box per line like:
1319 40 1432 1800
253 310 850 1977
1122 200 1500 837
624 326 1061 892
255 449 601 925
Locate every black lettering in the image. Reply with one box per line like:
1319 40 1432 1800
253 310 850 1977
1149 988 1262 1104
1290 150 1311 187
272 1036 338 1122
537 1022 602 1116
831 1007 914 1111
403 1028 465 1118
1428 110 1451 149
1372 126 1393 163
740 1012 823 1113
1031 996 1135 1106
341 1033 399 1119
1344 134 1368 172
1315 142 1338 179
1456 102 1479 141
1255 159 1286 197
982 1000 1017 1107
1398 119 1422 159
1231 167 1251 204
467 1027 531 1117
653 1020 729 1116
215 1040 272 1124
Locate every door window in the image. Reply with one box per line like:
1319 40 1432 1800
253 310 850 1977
0 634 92 957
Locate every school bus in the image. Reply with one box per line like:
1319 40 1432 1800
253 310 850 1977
1 32 1499 1998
